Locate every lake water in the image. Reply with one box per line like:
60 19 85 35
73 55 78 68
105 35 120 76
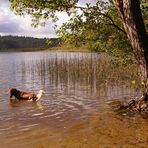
0 51 147 148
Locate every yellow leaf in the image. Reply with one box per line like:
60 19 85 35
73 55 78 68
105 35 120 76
141 81 145 85
131 80 136 84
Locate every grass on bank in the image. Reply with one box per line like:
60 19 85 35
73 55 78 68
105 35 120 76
47 44 89 52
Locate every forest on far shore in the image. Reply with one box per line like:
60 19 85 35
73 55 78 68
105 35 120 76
0 35 59 51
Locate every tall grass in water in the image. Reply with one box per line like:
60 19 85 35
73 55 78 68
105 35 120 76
31 53 141 98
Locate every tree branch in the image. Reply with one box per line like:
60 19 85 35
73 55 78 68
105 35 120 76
74 5 126 34
105 23 126 34
99 12 126 34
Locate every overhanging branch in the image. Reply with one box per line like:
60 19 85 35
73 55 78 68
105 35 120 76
74 5 126 34
105 23 126 34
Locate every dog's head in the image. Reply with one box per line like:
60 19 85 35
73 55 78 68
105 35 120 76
38 90 45 95
8 88 20 98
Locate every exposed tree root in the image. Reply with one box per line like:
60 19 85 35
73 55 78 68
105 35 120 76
120 92 148 117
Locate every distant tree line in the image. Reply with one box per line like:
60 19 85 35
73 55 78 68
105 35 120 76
0 35 59 50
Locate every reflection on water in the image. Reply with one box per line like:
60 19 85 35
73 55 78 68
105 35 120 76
0 51 147 148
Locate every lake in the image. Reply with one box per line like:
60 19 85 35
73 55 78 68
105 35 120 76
0 51 147 148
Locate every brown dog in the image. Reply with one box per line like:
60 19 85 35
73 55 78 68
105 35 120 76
9 88 44 101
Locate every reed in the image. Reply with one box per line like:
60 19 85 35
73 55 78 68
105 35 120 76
25 53 140 97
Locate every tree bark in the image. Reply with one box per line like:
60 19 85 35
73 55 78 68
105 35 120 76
112 0 148 89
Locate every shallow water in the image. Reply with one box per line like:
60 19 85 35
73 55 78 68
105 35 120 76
0 51 147 148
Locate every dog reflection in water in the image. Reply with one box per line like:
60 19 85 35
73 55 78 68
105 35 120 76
9 88 44 102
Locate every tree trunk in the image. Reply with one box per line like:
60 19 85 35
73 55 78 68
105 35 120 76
112 0 148 89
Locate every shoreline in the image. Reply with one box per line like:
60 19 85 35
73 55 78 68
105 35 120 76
0 47 90 53
0 48 46 52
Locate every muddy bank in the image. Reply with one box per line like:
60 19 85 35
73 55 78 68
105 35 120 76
0 111 147 148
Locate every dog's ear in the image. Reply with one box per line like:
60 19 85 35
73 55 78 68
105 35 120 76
8 88 17 98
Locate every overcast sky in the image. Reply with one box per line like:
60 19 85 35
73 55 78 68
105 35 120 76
0 0 95 38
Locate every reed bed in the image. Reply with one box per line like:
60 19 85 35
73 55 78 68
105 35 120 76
25 52 141 98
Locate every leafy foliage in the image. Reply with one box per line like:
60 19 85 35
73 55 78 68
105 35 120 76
56 1 132 62
141 1 148 32
10 0 78 26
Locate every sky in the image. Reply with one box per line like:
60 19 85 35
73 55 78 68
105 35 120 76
0 0 95 38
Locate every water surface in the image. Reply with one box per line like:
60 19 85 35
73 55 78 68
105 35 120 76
0 51 147 148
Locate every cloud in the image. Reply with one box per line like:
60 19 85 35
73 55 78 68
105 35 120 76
0 0 57 38
0 22 21 33
0 5 22 33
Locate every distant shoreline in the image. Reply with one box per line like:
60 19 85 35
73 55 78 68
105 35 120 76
0 46 90 52
0 48 47 52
